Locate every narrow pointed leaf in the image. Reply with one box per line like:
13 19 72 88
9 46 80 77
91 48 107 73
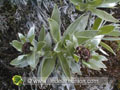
51 5 61 25
48 18 61 43
98 25 115 34
102 37 120 41
38 26 45 41
90 8 119 22
99 0 119 8
18 33 26 43
92 17 102 30
58 53 71 79
82 60 101 70
41 57 56 82
100 41 116 55
106 31 120 36
44 32 52 51
63 14 89 37
75 30 98 38
27 53 36 69
27 25 35 42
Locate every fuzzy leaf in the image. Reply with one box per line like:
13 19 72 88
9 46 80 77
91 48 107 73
86 35 104 50
99 0 120 8
90 8 119 22
48 18 61 43
100 41 116 55
10 55 28 68
75 30 98 38
18 33 26 43
92 17 102 30
66 40 74 56
51 5 61 25
41 57 56 82
58 53 71 79
106 31 120 36
37 41 45 51
102 37 120 41
11 40 23 52
89 59 107 69
38 26 45 41
27 52 36 69
88 0 103 7
82 60 100 70
98 25 115 34
63 14 89 37
27 25 35 42
10 55 26 65
44 32 52 51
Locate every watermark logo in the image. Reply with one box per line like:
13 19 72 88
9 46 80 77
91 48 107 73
22 77 108 85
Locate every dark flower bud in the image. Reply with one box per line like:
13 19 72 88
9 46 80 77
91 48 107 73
22 42 33 54
76 46 91 62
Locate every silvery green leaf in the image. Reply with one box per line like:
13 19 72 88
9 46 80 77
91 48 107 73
18 33 26 43
106 31 120 36
37 58 44 77
65 40 74 56
10 40 23 52
82 60 101 70
58 53 71 79
91 52 108 61
75 30 98 38
16 61 28 68
100 41 116 55
83 52 108 70
48 18 61 43
72 35 78 47
38 26 45 41
32 39 38 51
99 3 117 8
88 0 103 7
63 14 89 37
51 5 61 25
92 17 102 30
44 32 52 51
98 47 109 56
98 25 115 35
102 37 120 41
35 53 40 68
41 56 56 82
70 59 81 75
70 0 88 11
89 59 107 69
10 55 29 68
77 36 90 45
99 0 120 8
10 55 27 66
27 52 36 70
90 8 119 22
37 41 45 51
86 35 104 50
74 30 97 45
27 24 35 43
